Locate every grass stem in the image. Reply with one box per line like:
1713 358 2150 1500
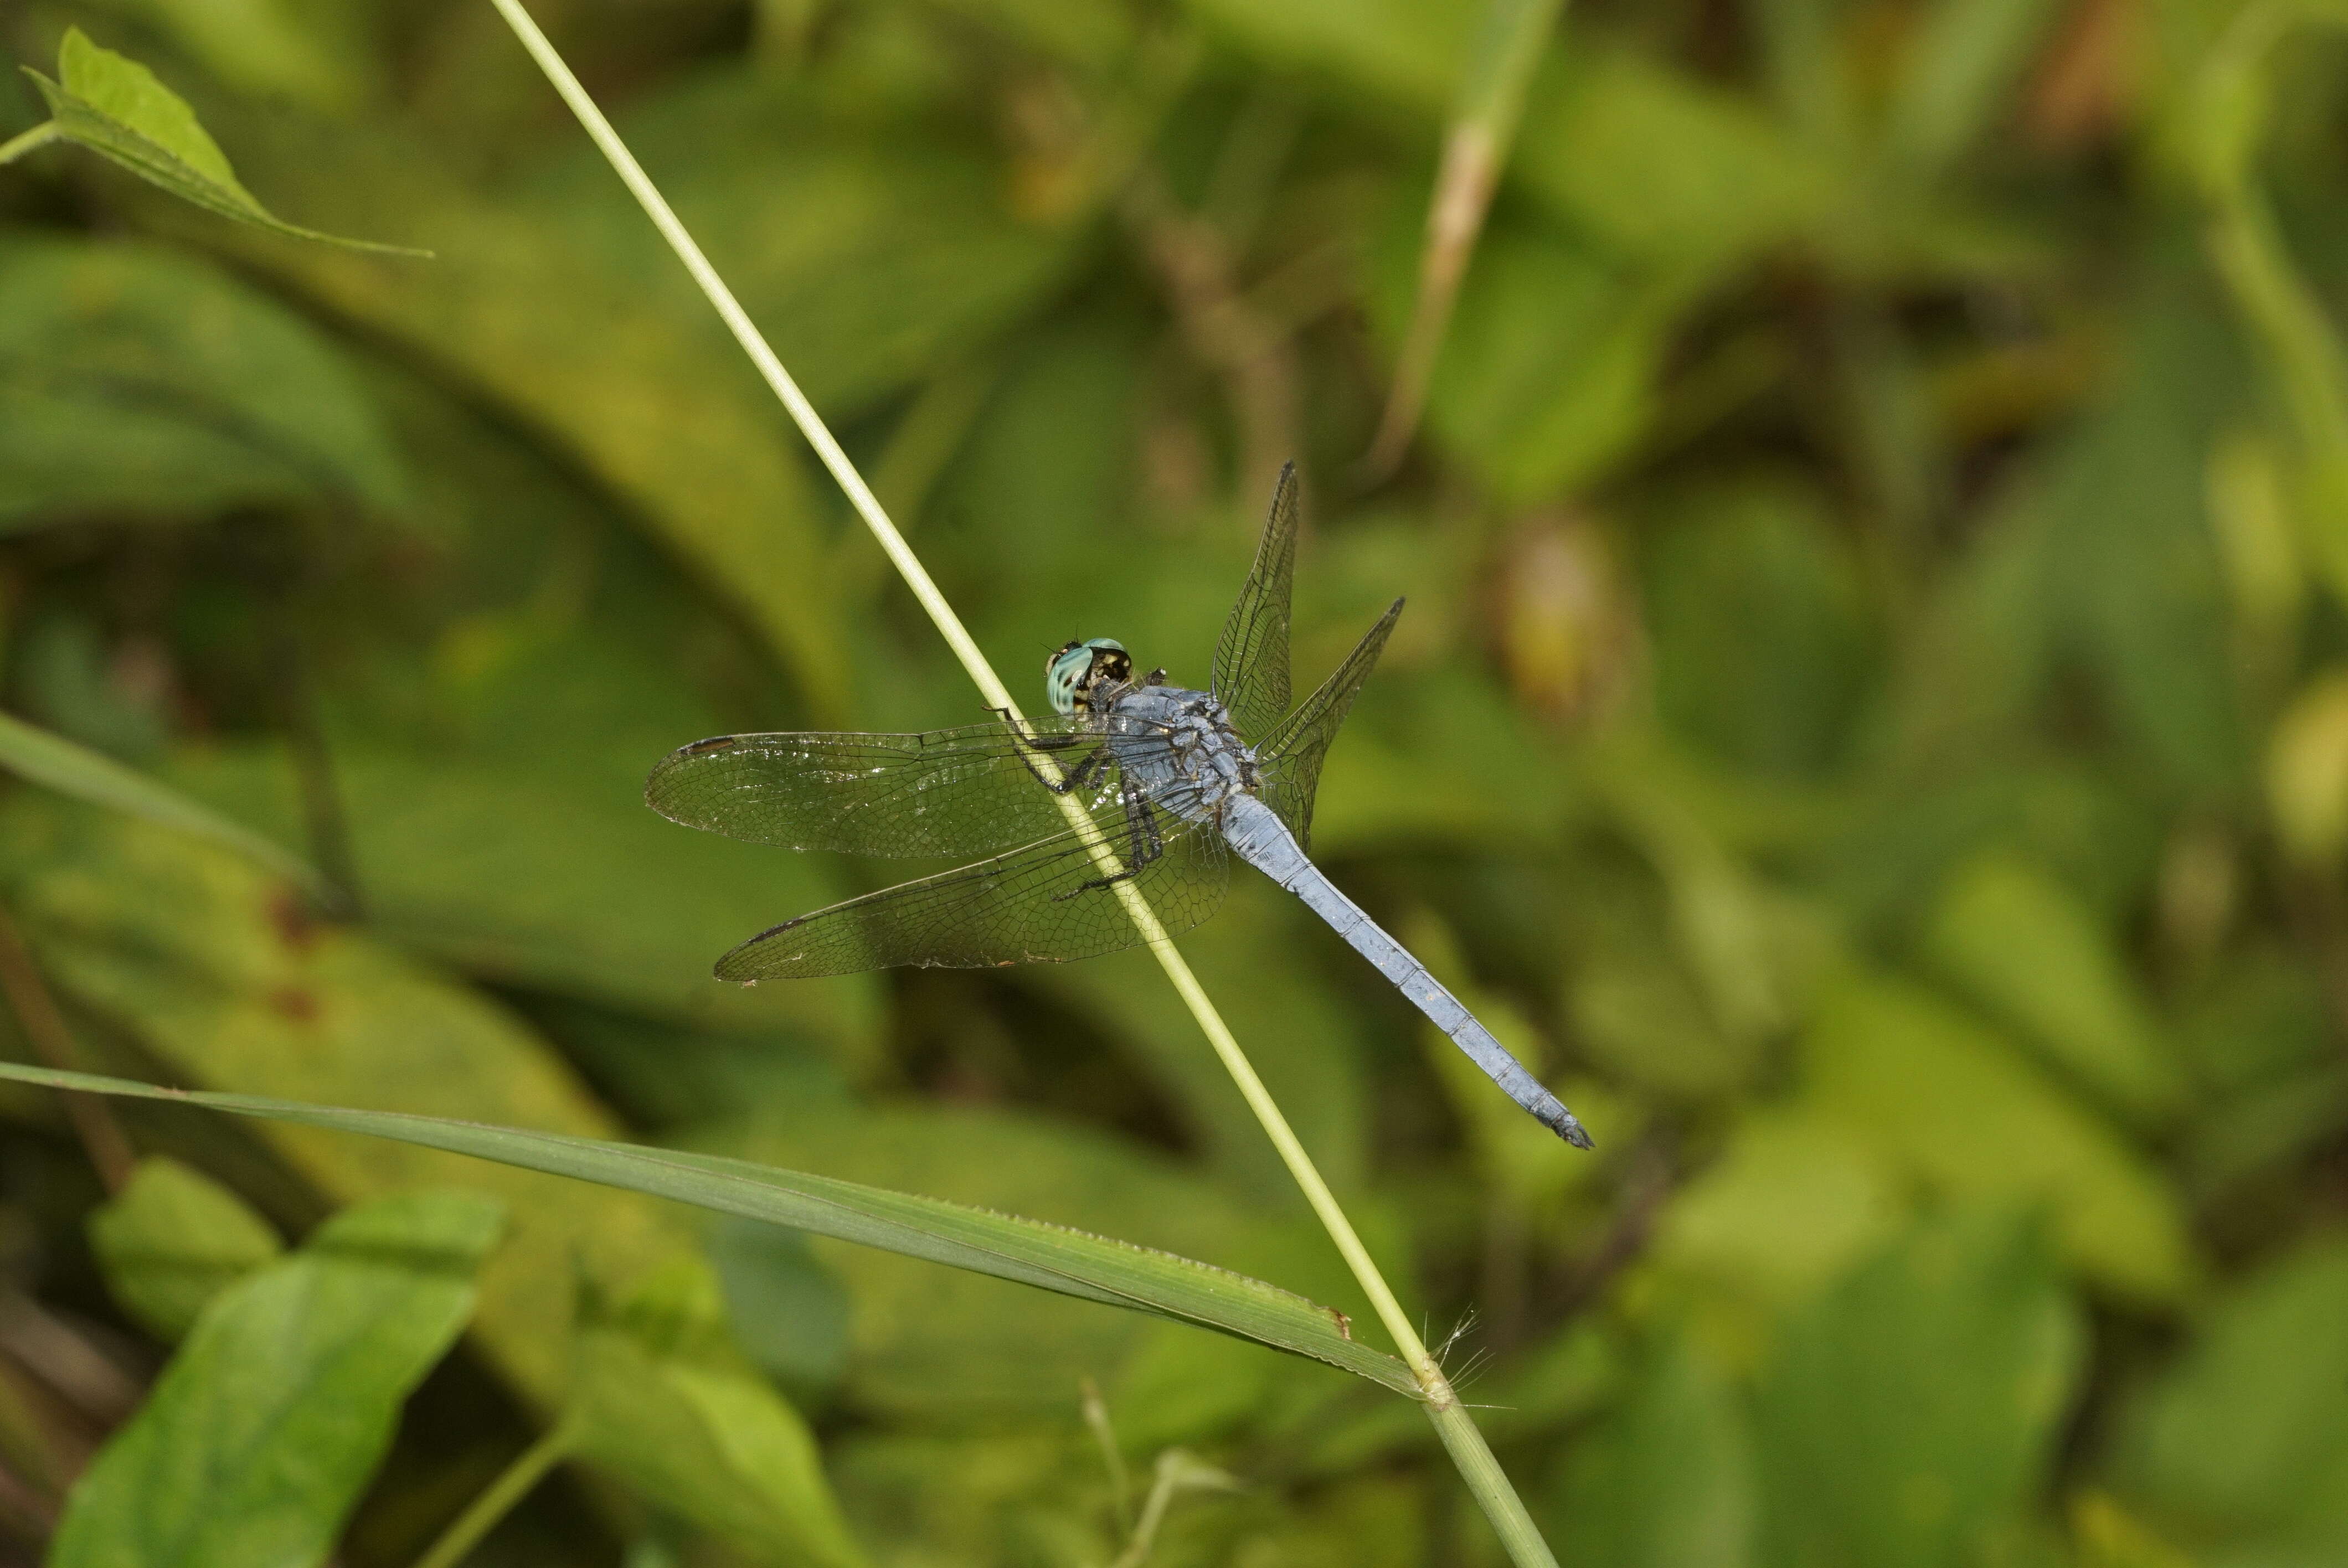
482 3 1558 1559
1361 0 1566 480
0 121 60 166
409 1419 575 1568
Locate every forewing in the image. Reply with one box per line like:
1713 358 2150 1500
645 719 1107 857
1256 599 1403 850
715 822 1229 981
1211 463 1299 745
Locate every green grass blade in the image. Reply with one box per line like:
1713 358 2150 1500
0 710 322 891
17 29 428 256
0 1061 1419 1395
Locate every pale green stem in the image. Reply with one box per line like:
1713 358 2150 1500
0 121 61 167
481 4 1557 1561
1109 1451 1221 1568
1080 1376 1135 1531
1362 0 1567 477
410 1418 576 1568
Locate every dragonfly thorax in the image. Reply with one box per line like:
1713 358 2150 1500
1098 682 1259 828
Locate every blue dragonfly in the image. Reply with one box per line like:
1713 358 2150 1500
646 467 1591 1146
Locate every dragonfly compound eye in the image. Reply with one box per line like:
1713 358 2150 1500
1046 639 1111 715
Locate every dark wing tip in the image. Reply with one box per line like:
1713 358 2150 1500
645 734 742 816
715 911 832 984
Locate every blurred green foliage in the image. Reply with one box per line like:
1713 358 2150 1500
1 0 2345 1564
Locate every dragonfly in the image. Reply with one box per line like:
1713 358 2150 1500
646 466 1592 1147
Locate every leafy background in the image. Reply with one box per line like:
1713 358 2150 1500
0 0 2345 1564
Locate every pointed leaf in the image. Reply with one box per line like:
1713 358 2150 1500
0 709 320 889
0 236 413 525
571 1258 866 1568
1551 1330 1755 1568
50 1192 501 1568
136 114 850 716
87 1157 283 1343
15 29 424 256
2109 1236 2348 1557
0 1061 1418 1396
0 804 692 1409
1751 1209 2083 1568
1803 971 2199 1304
1923 852 2186 1125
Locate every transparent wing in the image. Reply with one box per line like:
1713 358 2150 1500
715 820 1228 981
646 718 1134 858
1255 598 1403 851
1211 462 1299 746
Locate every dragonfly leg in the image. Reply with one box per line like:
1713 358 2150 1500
1055 792 1163 900
995 709 1110 796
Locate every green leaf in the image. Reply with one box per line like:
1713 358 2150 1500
14 29 425 255
102 0 382 114
1651 1111 1902 1308
900 0 1138 68
1751 1209 2083 1568
167 739 877 1046
571 1257 867 1568
1801 970 2199 1304
0 802 693 1408
165 610 864 1050
1923 852 2186 1125
0 1060 1418 1397
2109 1236 2348 1561
0 708 321 889
1567 910 1754 1098
1548 1330 1755 1568
1179 0 1476 114
1641 480 1873 780
87 1157 283 1343
1882 0 2063 176
2267 670 2348 867
528 66 1079 420
1402 216 1685 504
2176 948 2346 1194
0 236 411 527
50 1191 502 1568
1512 49 1826 267
707 1218 851 1393
137 112 847 719
2026 285 2248 798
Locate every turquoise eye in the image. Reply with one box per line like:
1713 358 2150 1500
1046 638 1124 715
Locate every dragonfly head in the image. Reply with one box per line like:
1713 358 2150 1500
1046 638 1130 715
